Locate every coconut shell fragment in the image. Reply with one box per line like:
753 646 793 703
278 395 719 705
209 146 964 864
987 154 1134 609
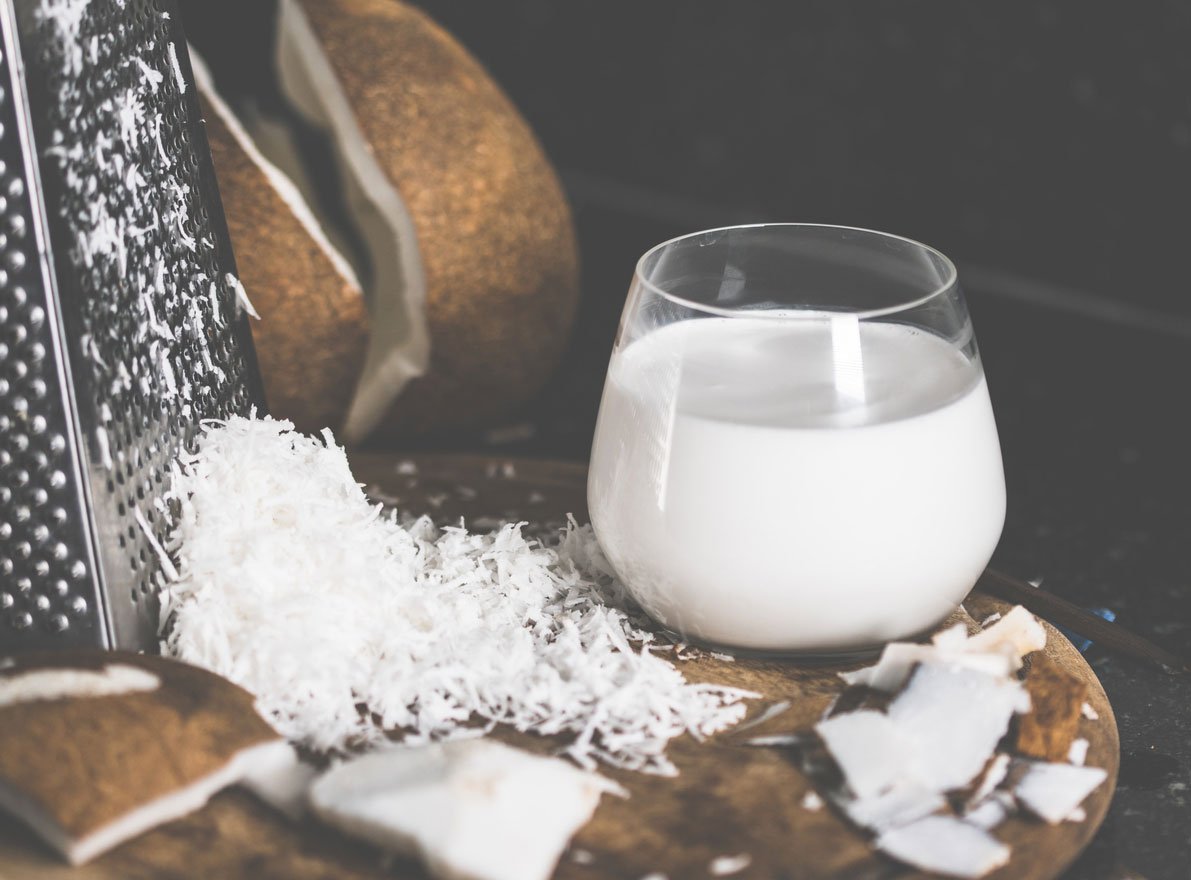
1015 654 1089 762
0 652 284 865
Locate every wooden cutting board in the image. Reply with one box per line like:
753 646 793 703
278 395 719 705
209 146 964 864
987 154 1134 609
0 453 1119 880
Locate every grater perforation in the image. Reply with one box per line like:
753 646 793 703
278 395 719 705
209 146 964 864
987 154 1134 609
0 0 265 652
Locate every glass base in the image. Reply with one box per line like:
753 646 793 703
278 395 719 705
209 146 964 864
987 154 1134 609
658 626 885 665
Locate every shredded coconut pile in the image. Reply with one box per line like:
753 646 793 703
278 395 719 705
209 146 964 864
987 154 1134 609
160 416 753 774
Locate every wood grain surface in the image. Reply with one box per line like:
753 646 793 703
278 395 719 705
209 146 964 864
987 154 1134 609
0 453 1120 880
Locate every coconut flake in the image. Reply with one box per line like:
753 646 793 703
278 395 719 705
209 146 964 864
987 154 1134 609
801 790 823 811
841 605 1044 693
964 605 1047 662
309 740 619 880
709 853 751 876
0 664 158 707
968 753 1011 806
735 700 791 732
1013 761 1107 824
226 272 260 319
1067 738 1090 766
161 416 754 772
876 815 1010 879
964 792 1015 831
1081 702 1099 721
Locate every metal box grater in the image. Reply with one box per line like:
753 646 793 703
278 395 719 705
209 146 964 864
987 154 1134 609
0 0 265 652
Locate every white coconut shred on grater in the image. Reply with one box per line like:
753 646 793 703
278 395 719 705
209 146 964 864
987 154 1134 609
0 0 265 652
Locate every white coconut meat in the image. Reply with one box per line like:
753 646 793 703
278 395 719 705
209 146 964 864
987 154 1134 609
963 790 1016 831
0 665 158 707
876 815 1010 879
1067 738 1090 766
964 605 1047 663
840 605 1044 693
238 742 318 821
309 740 622 880
1013 761 1107 824
271 0 430 443
887 662 1031 793
191 51 362 296
815 710 915 800
968 753 1011 806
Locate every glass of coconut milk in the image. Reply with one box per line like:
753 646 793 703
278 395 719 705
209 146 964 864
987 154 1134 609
588 224 1006 657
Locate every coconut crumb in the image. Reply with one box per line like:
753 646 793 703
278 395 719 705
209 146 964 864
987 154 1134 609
709 853 751 876
801 790 823 811
979 612 1002 628
396 460 418 475
570 848 595 865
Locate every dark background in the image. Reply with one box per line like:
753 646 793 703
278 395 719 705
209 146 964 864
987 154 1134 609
185 3 1191 878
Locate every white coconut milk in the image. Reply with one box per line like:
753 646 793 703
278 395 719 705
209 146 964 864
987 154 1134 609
588 317 1006 653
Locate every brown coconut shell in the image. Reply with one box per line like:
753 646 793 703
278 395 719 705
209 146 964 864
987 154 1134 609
200 94 369 435
296 0 580 441
0 652 282 864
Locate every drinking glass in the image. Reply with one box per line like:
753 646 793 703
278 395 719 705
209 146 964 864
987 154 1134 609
587 224 1005 656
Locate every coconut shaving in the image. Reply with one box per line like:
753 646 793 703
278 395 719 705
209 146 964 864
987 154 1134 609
159 416 753 774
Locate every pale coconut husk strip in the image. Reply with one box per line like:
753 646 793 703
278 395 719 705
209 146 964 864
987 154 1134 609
274 0 429 442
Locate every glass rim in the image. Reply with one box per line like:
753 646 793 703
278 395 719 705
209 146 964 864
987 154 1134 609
633 222 960 321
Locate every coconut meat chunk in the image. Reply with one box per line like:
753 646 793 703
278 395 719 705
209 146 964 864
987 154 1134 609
310 739 622 880
273 0 430 443
876 815 1010 879
815 710 914 800
1013 761 1108 824
841 604 1044 693
886 661 1031 793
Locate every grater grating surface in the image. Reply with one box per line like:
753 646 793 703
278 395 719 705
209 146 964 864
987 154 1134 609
0 0 264 652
